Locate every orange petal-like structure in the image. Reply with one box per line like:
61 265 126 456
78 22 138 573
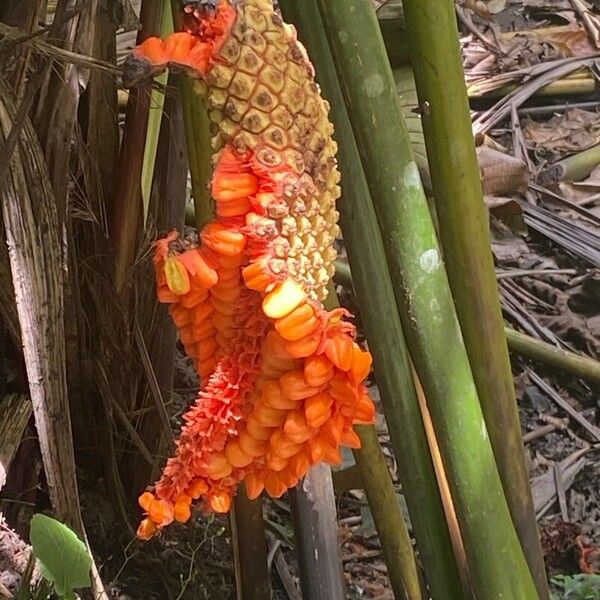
128 0 376 539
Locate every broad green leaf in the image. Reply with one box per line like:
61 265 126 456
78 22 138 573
30 514 92 598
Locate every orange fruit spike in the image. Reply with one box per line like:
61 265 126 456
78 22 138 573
190 300 215 324
245 471 265 500
275 303 318 341
324 335 355 372
329 373 359 404
170 305 193 327
212 310 234 331
304 392 334 429
263 280 305 319
174 499 192 523
201 222 246 256
210 283 242 303
304 355 334 388
284 410 314 444
211 251 245 269
137 518 158 540
261 351 297 375
279 469 299 489
164 256 191 295
216 196 253 217
225 439 254 467
279 370 318 401
210 492 232 513
353 392 376 424
285 333 320 359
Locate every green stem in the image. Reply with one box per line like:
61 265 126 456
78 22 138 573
353 425 423 600
317 2 538 598
171 0 214 229
326 286 423 600
403 0 548 598
279 2 463 597
506 327 600 385
400 1 548 596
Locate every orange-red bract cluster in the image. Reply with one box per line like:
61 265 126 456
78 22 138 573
131 0 376 541
137 146 375 539
131 2 235 76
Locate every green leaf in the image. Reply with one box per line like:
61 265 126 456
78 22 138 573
29 514 92 597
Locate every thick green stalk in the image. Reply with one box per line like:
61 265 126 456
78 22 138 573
353 425 423 600
180 80 214 229
400 2 548 596
171 0 214 229
326 287 423 600
279 2 463 597
506 327 600 385
317 2 538 598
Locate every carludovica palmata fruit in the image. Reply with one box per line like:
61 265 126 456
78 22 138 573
127 0 376 540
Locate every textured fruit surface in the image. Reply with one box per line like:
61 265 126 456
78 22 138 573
129 0 375 540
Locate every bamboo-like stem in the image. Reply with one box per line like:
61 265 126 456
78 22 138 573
401 2 548 595
506 327 600 384
279 1 464 597
539 142 600 184
231 484 271 600
338 260 600 386
353 425 423 600
171 0 214 229
179 79 214 229
317 2 538 598
326 286 423 600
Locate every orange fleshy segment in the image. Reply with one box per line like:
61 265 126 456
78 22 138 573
131 4 236 75
133 1 375 540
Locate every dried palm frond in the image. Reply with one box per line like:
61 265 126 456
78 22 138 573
0 77 108 600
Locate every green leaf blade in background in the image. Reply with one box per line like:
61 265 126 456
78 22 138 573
30 514 92 598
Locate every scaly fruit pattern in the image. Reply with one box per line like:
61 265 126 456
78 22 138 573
127 0 375 540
